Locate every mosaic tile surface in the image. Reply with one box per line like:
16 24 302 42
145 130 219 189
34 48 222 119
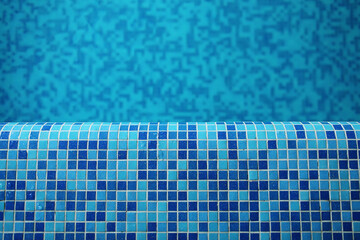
0 122 360 240
1 1 360 122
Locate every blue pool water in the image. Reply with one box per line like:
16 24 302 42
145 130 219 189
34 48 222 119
0 0 360 122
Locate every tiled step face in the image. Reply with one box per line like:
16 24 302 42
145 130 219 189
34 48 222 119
0 122 359 240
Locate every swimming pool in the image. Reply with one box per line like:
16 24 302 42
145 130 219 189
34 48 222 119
0 0 359 122
1 1 360 240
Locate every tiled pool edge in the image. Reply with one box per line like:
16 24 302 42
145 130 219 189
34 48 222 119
0 122 360 240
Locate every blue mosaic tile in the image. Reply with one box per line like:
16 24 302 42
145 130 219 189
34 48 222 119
0 122 360 239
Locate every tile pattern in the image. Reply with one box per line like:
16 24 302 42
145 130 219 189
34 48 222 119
1 1 360 122
0 122 360 240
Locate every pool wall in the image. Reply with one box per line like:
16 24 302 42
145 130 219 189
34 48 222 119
0 122 359 240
